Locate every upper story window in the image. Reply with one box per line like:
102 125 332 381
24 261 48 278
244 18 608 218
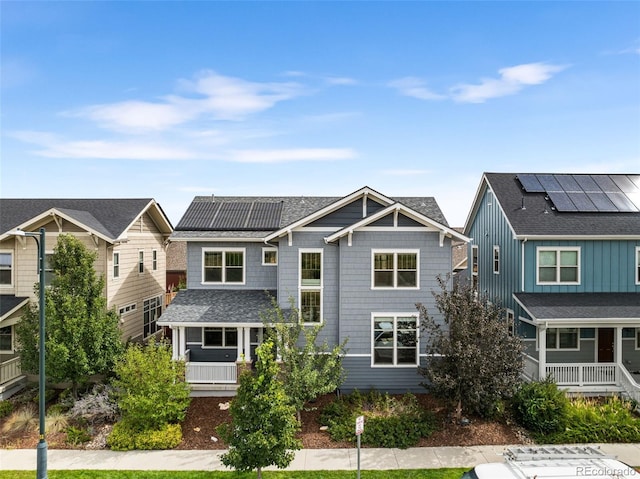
372 314 418 367
44 253 55 286
636 247 640 285
546 327 579 350
152 250 158 271
299 250 322 323
0 252 13 286
138 251 145 274
202 248 245 284
113 252 120 279
262 248 278 266
493 246 500 274
537 247 580 285
471 245 479 291
372 250 419 289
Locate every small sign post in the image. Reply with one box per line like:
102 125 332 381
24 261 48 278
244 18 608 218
355 415 364 479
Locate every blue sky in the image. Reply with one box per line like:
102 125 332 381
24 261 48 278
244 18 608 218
2 1 639 227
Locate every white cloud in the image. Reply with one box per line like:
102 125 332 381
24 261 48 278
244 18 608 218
451 62 567 103
388 77 445 100
68 70 306 133
10 130 196 160
325 76 358 85
229 148 357 163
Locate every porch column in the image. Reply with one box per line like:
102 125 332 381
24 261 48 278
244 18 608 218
178 327 186 360
171 326 179 360
244 327 251 362
538 323 547 380
236 327 244 361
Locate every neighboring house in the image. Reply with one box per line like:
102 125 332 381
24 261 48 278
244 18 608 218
166 240 187 292
158 186 468 395
463 173 640 400
0 198 173 399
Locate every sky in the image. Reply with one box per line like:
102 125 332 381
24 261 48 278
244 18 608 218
1 1 639 228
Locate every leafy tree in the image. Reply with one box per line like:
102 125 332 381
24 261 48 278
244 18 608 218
112 338 191 432
417 276 523 419
16 234 123 397
262 297 347 423
218 339 301 479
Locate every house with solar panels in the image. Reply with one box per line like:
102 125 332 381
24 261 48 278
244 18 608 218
158 186 468 395
463 173 640 399
0 198 173 399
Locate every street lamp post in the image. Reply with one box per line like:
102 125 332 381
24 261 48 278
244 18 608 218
12 228 47 479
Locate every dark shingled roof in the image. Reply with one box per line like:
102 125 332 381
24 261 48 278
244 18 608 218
173 189 447 239
0 199 171 240
158 289 278 325
0 295 29 319
484 173 640 236
514 293 640 320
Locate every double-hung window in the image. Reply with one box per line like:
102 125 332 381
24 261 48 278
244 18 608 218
202 248 245 284
138 251 145 274
299 250 322 323
0 252 13 286
471 245 479 291
372 314 418 366
44 253 55 286
113 252 120 279
372 250 419 289
493 246 500 274
0 326 12 352
203 327 238 348
537 247 580 284
143 295 162 338
546 328 579 350
152 250 158 271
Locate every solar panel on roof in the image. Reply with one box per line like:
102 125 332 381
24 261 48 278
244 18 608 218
176 200 283 231
555 175 581 192
245 202 283 229
547 192 578 212
586 192 617 212
611 175 638 193
592 175 619 193
567 192 598 211
176 201 222 230
574 175 599 192
211 202 252 229
517 174 545 192
604 192 638 212
537 174 563 192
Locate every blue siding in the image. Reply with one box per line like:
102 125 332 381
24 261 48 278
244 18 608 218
340 356 426 393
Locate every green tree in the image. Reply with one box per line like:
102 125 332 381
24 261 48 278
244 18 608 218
262 297 347 423
218 339 301 479
16 234 123 397
417 276 524 419
112 338 191 432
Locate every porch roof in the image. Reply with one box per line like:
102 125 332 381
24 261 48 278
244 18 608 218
0 295 29 321
157 289 278 326
514 292 640 323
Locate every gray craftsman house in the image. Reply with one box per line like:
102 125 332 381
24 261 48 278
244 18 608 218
464 173 640 400
158 186 468 395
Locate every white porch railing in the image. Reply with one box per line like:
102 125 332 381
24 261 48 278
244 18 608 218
618 366 640 403
186 362 237 384
522 354 539 381
546 363 617 386
0 357 21 384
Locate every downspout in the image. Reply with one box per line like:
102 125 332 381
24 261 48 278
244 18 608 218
521 237 527 292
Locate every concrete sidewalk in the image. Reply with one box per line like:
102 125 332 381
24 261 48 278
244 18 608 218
2 444 640 471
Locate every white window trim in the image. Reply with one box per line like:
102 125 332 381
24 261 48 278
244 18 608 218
371 249 420 290
635 328 640 350
636 247 640 285
536 246 581 285
113 252 120 280
152 249 158 271
202 327 239 349
142 295 162 339
493 245 500 275
506 309 515 336
138 250 145 274
262 247 278 266
546 327 580 351
0 325 13 353
201 247 246 285
299 248 323 324
371 312 419 368
0 250 14 288
118 302 136 316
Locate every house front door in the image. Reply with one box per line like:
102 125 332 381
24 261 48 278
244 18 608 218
597 328 614 363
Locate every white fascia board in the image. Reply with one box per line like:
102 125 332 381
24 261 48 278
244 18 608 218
157 321 265 328
264 186 394 242
516 234 640 241
169 237 265 243
531 317 640 326
0 208 114 244
116 199 173 242
0 297 30 322
464 174 519 240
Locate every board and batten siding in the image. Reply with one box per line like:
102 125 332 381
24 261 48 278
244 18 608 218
186 242 278 290
523 240 640 293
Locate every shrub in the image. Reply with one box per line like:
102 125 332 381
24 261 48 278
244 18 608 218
69 384 119 424
544 396 640 444
0 400 14 418
1 406 37 433
512 378 569 434
320 390 435 449
66 425 92 446
107 421 182 450
45 409 69 433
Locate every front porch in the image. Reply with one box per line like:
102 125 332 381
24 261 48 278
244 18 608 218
523 354 640 402
0 355 25 400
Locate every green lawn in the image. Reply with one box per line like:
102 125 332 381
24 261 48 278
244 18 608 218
0 469 468 479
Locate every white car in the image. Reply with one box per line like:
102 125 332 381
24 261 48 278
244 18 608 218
461 445 638 479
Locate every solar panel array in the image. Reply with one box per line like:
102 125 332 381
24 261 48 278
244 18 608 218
176 200 283 230
516 174 640 213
